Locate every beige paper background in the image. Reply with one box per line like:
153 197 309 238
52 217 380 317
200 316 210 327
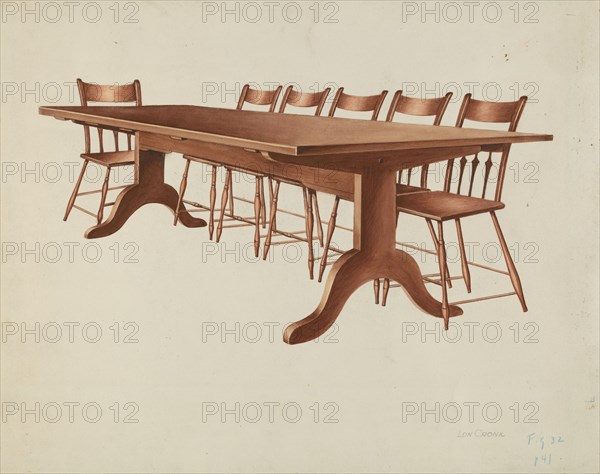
1 1 598 472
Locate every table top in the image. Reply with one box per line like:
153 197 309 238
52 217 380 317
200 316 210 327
39 105 553 156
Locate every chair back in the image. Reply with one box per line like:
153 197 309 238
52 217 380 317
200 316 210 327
386 90 452 125
445 93 528 202
328 87 388 121
236 84 282 112
278 86 331 116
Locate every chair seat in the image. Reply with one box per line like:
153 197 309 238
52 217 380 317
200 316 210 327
396 191 505 221
397 183 430 195
81 151 134 167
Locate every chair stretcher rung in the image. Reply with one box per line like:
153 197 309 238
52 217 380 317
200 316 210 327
464 261 509 276
423 277 443 286
222 222 255 229
182 200 210 210
450 292 517 305
314 255 342 266
397 242 437 256
276 208 305 220
325 245 344 255
396 242 510 276
72 205 96 217
232 196 254 205
268 240 300 246
221 215 256 224
271 230 309 243
77 185 128 197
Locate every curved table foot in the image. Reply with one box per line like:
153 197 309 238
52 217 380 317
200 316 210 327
85 183 206 238
284 248 463 345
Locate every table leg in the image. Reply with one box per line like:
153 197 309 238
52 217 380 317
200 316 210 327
283 168 463 345
84 149 206 239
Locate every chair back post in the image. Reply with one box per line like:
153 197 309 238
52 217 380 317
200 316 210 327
315 87 331 116
450 93 528 202
76 78 142 154
328 87 344 117
433 92 453 125
495 95 527 201
77 79 92 154
278 85 331 116
236 84 283 112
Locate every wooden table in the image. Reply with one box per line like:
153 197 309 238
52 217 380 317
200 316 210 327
39 105 552 344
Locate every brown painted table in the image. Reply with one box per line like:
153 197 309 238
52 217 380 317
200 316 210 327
39 105 552 344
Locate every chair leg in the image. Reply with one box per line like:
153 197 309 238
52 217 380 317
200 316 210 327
455 218 472 293
426 219 452 288
268 178 277 232
490 211 528 312
311 191 324 246
263 180 280 260
373 279 380 304
253 177 261 258
381 279 390 306
208 165 217 240
259 177 266 228
216 169 231 242
318 195 339 282
303 187 315 280
174 158 191 226
433 220 450 329
97 167 111 225
228 170 235 217
64 159 89 221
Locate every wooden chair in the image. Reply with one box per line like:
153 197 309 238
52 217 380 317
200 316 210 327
316 88 389 282
175 84 282 256
262 85 331 279
391 94 528 329
373 91 453 301
63 79 142 225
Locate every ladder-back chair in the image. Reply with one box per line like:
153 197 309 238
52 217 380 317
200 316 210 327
63 79 142 225
262 85 331 279
392 94 529 328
